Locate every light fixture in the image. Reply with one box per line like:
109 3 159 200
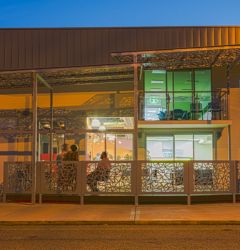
91 118 100 128
199 139 204 144
42 122 50 129
98 125 106 131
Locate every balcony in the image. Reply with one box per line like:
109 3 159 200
138 90 231 128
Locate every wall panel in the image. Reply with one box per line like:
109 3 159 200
0 27 240 71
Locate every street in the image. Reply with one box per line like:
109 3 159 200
0 225 240 249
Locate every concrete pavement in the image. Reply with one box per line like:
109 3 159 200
1 203 240 224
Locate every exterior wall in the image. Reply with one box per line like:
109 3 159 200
215 88 240 160
215 127 229 160
212 65 240 90
229 88 240 160
0 26 240 71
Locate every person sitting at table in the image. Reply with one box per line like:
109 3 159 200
87 151 111 192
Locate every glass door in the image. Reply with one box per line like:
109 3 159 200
146 136 174 160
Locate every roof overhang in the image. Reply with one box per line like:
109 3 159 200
0 64 134 91
111 45 240 70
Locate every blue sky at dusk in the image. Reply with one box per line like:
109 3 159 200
0 0 239 28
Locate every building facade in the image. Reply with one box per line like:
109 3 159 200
0 27 240 202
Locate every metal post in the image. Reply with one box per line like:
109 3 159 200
32 72 38 204
226 64 231 94
50 90 53 161
133 55 139 205
231 161 237 203
187 161 193 205
228 125 232 161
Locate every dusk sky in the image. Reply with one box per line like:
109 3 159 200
0 0 239 28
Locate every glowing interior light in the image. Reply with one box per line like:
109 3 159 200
98 125 106 131
91 118 100 128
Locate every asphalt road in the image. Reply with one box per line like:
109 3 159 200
0 225 240 250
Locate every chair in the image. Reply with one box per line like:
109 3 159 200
207 97 221 120
190 102 203 120
171 109 189 120
157 111 167 120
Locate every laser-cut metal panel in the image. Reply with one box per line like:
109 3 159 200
39 161 79 194
236 161 240 193
140 161 185 193
85 161 132 193
4 162 32 193
193 161 231 193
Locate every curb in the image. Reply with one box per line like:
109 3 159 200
1 220 240 225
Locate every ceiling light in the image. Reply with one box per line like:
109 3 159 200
91 118 100 128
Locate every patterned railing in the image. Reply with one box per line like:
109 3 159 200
138 90 228 121
38 161 80 194
4 162 33 194
192 161 231 193
2 160 239 204
139 161 186 193
237 161 240 193
84 161 133 194
0 182 3 202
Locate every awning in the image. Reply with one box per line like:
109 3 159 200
0 64 134 90
111 45 240 70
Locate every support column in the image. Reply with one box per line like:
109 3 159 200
50 90 53 161
226 64 231 94
133 55 139 205
226 65 232 161
133 55 138 161
32 72 38 204
228 124 232 161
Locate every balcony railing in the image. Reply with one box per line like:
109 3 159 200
138 90 228 121
2 160 239 204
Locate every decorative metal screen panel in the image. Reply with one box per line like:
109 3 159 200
0 182 3 201
39 161 79 194
193 161 231 192
140 162 185 193
237 161 240 193
85 161 132 193
4 162 32 193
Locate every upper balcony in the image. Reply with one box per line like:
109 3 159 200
138 90 231 128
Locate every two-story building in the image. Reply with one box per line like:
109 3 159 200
0 27 239 202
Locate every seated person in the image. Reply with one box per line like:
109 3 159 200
87 151 111 192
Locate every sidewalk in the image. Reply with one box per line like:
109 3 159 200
0 203 240 225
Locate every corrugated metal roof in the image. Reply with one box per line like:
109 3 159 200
0 26 240 71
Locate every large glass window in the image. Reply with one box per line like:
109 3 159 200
146 136 174 160
194 134 213 160
173 71 192 116
143 69 212 120
146 133 213 160
144 70 167 120
175 134 193 160
87 133 133 161
195 69 212 119
87 117 133 130
144 70 166 92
